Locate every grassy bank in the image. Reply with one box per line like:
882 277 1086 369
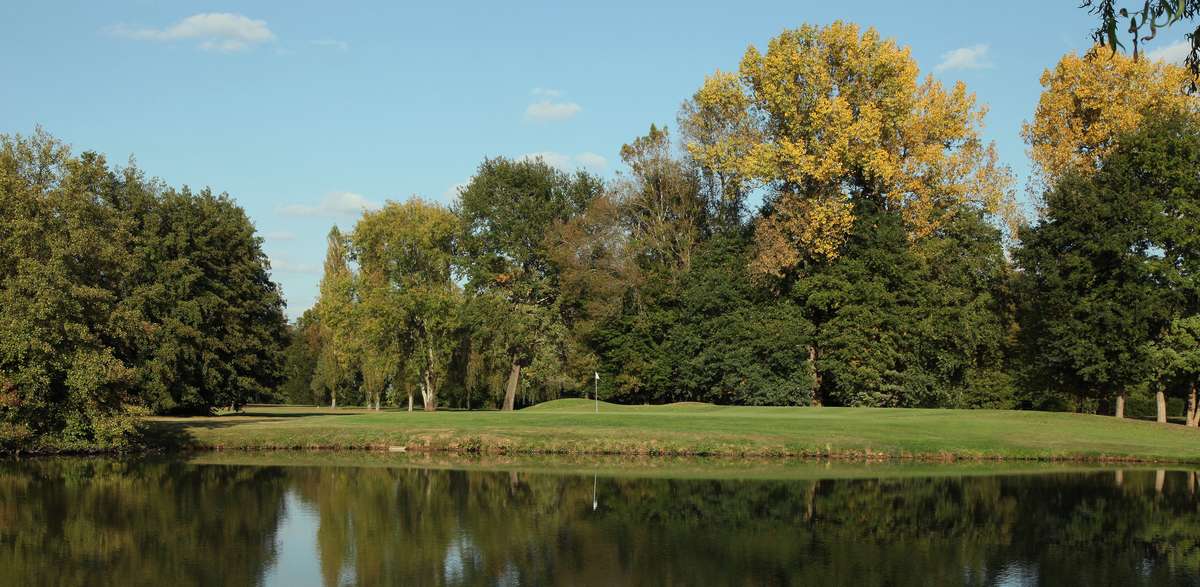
142 399 1200 463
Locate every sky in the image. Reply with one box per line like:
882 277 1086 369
2 1 1192 320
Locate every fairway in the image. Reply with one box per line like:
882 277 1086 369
146 400 1200 463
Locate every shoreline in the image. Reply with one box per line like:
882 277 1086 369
14 399 1200 465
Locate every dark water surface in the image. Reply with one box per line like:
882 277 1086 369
2 456 1200 586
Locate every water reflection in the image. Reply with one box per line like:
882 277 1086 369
1 459 1199 586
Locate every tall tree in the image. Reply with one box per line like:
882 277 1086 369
353 199 461 411
0 130 140 448
1022 47 1194 208
681 21 1016 278
455 157 601 410
313 226 357 409
1015 115 1200 416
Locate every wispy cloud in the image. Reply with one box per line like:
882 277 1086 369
269 257 321 275
524 88 581 122
107 12 275 53
311 39 350 52
264 230 296 241
278 191 381 218
519 151 607 171
934 44 992 72
574 152 607 170
443 181 468 200
1148 40 1191 64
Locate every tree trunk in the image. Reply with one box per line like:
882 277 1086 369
421 373 437 412
1157 389 1168 424
1188 383 1198 427
1115 393 1125 419
407 391 413 412
331 393 337 409
502 358 521 412
807 345 822 407
1156 469 1166 494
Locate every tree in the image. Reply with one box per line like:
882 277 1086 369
353 199 461 411
0 130 140 448
680 22 1016 277
1083 0 1200 85
122 187 287 413
280 310 321 405
1015 116 1200 416
1022 47 1194 208
455 157 601 410
313 226 357 409
1146 316 1200 425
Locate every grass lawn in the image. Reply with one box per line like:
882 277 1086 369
144 399 1200 463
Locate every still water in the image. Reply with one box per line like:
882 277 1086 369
1 456 1199 586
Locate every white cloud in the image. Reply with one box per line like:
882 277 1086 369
525 100 582 122
934 44 992 72
519 151 573 169
108 12 275 53
524 88 582 122
1148 40 1191 64
278 191 381 218
311 39 350 52
574 152 607 170
443 181 468 200
519 151 607 171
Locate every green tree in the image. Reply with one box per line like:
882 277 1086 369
312 226 358 408
455 157 601 410
1015 117 1199 416
353 199 461 411
0 130 140 448
280 310 322 405
123 187 287 413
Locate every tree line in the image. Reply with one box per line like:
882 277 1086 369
6 22 1200 449
285 23 1200 423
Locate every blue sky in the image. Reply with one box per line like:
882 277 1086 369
3 1 1190 319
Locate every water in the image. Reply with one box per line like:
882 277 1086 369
2 456 1199 586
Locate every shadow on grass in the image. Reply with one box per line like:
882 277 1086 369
139 421 198 451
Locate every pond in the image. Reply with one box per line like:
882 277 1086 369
1 455 1198 586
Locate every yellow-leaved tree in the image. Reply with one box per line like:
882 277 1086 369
1022 47 1195 209
680 22 1015 278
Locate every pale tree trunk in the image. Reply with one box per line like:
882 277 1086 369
331 392 337 409
1115 393 1125 419
1157 390 1168 424
1156 469 1166 494
422 345 438 412
502 358 521 412
1115 470 1124 488
1188 383 1198 427
407 391 413 412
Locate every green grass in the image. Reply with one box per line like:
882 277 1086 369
143 399 1200 463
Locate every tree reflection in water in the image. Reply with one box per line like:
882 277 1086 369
1 460 1198 586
